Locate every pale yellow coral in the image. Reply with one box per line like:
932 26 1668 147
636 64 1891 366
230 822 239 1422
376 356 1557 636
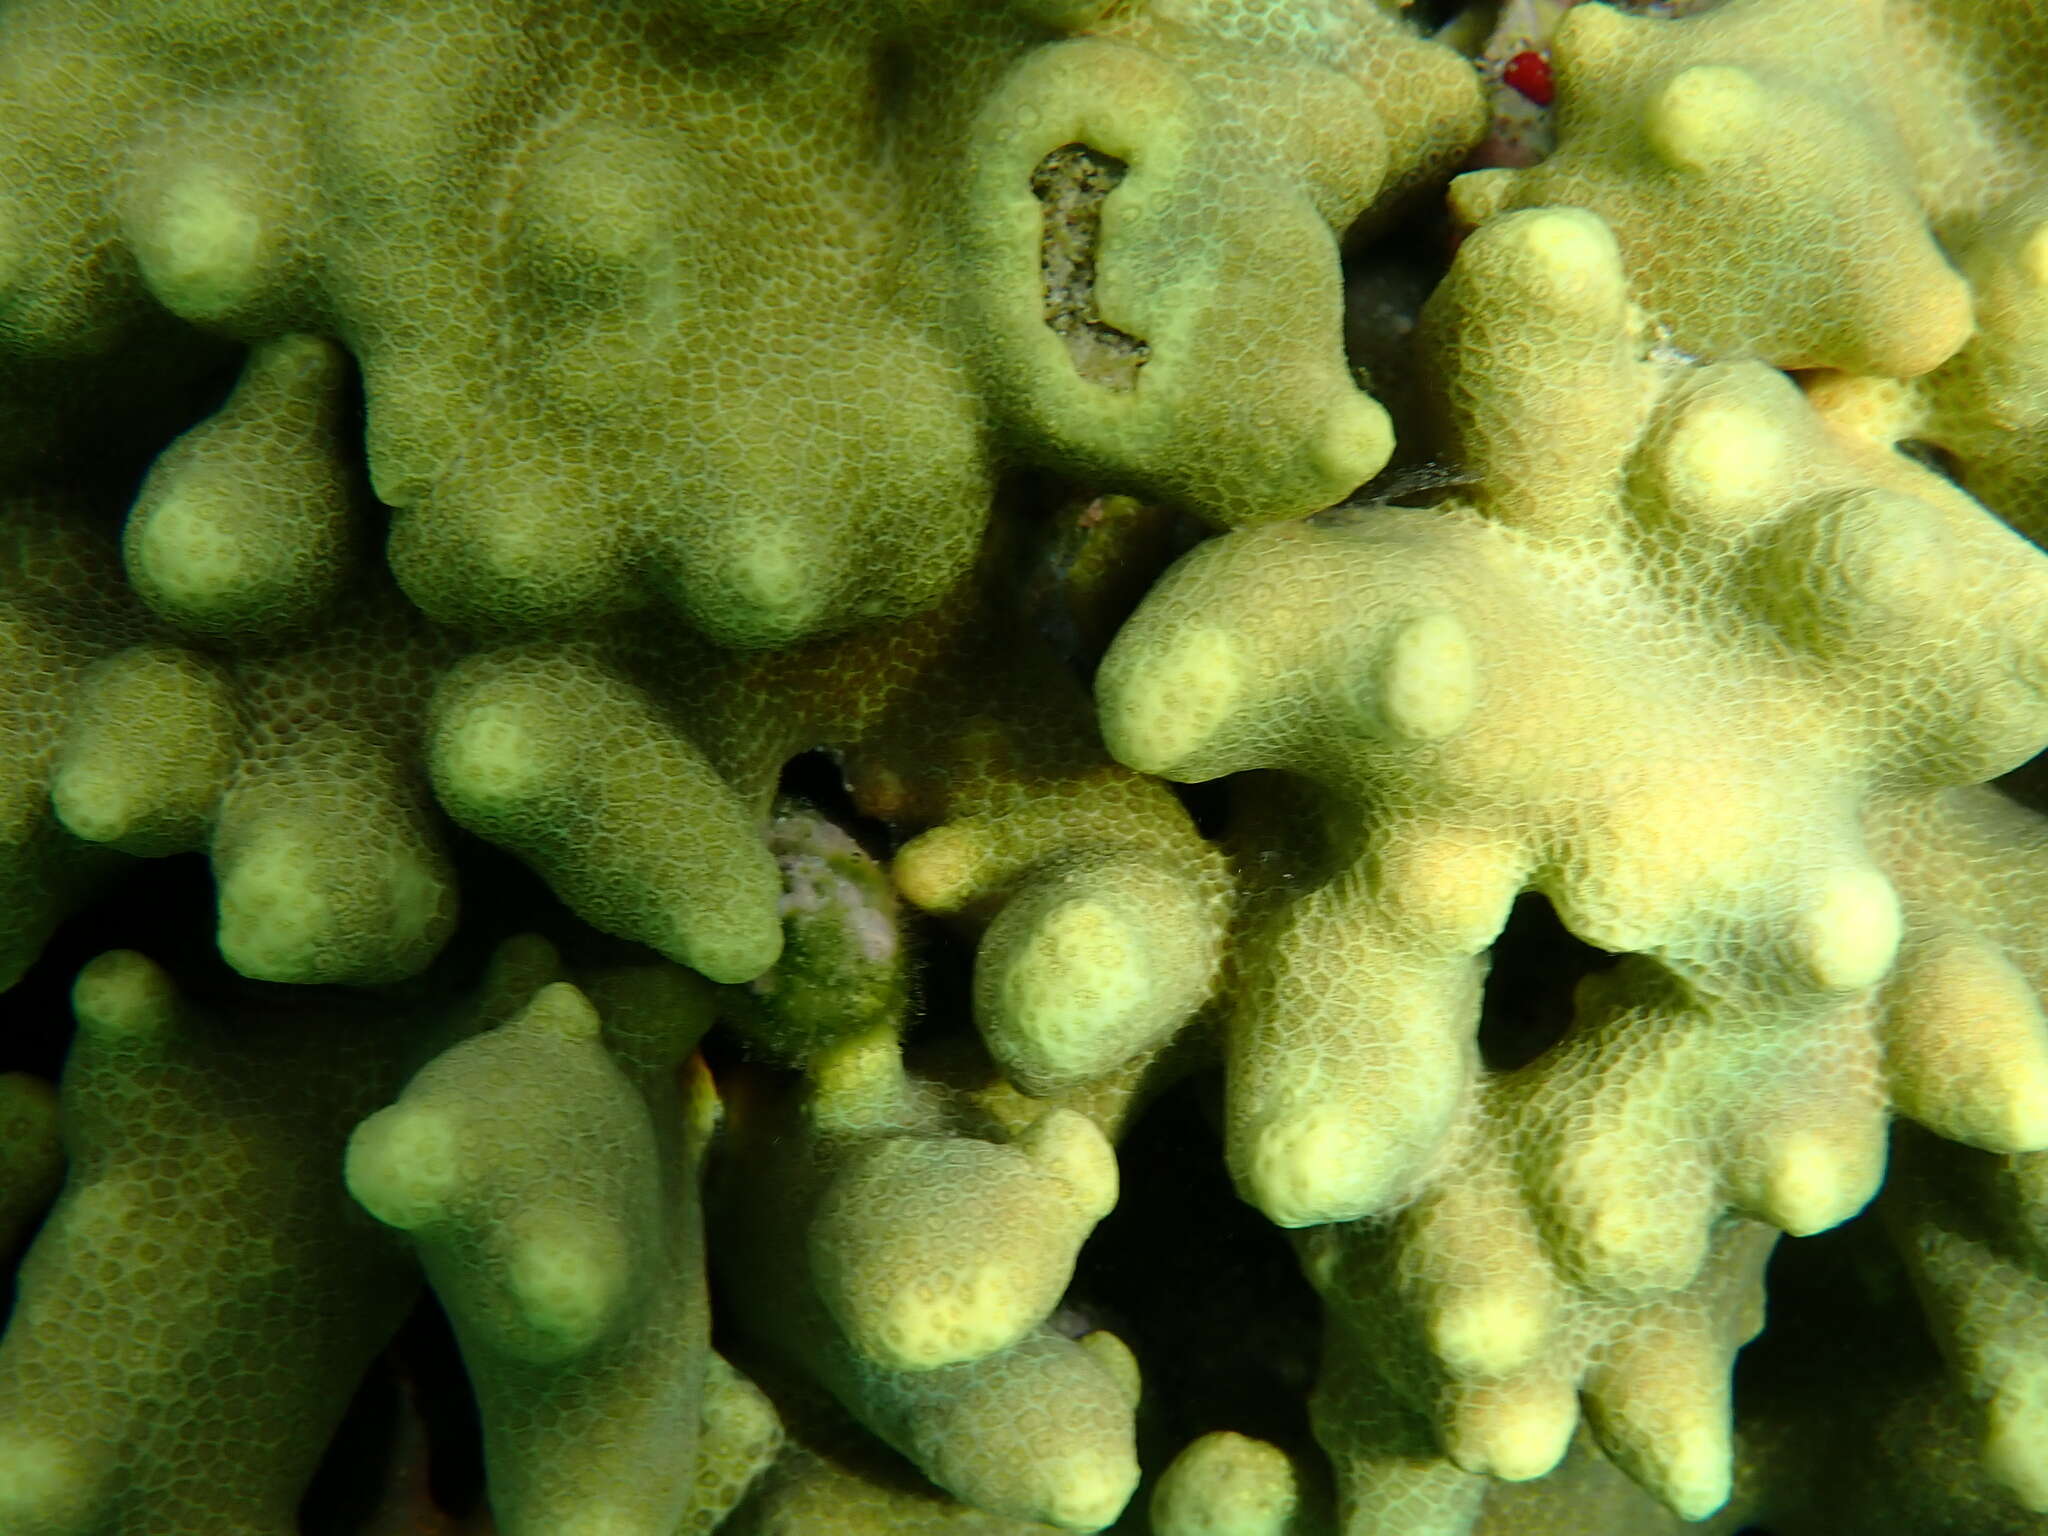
1445 0 2048 376
1101 210 2048 1244
347 942 720 1536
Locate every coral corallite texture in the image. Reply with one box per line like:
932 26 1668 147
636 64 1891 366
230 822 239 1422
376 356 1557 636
5 1 2048 1535
0 0 1478 644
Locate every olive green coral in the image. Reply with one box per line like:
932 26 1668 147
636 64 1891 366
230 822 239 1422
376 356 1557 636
0 0 1479 647
4 347 462 990
0 494 138 990
347 945 718 1536
430 543 1230 1078
0 950 435 1535
6 0 2048 1532
1098 203 2048 1531
704 909 1157 1532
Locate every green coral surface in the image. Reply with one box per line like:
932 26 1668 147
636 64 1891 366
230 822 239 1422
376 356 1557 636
3 0 2048 1534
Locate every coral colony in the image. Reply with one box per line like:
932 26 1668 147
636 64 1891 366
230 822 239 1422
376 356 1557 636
3 0 2048 1532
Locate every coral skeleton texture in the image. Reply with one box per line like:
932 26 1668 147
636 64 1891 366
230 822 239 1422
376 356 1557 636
1 0 2046 1533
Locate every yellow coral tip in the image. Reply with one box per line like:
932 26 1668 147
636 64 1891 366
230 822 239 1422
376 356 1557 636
218 826 331 978
129 163 267 321
71 951 177 1036
1151 1432 1297 1536
677 918 782 987
1644 65 1768 171
1759 1131 1871 1235
1000 898 1149 1069
1429 1291 1547 1379
1376 611 1478 740
1795 866 1901 991
1997 1076 2048 1151
1020 1107 1119 1221
1661 394 1786 512
1556 0 1630 58
345 1106 465 1231
133 484 265 613
723 527 828 642
1487 207 1625 316
1447 168 1515 229
1102 625 1246 774
1081 1328 1143 1406
50 763 144 846
1655 1421 1733 1520
437 698 556 809
1986 1379 2048 1510
1244 1106 1388 1228
893 825 985 912
1313 393 1393 492
868 1262 1022 1370
524 981 603 1043
0 1431 88 1523
1831 491 1954 616
1041 1446 1139 1532
1466 1396 1574 1483
504 1213 628 1357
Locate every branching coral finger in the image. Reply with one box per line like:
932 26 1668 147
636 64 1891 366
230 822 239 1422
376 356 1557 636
431 529 1230 1083
347 940 721 1536
0 948 473 1535
1099 208 2048 1245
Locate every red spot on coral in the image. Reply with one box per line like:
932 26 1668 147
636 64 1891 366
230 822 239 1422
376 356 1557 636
1503 50 1554 107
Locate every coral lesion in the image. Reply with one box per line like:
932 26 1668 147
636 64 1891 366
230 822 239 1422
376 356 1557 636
1031 142 1150 392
